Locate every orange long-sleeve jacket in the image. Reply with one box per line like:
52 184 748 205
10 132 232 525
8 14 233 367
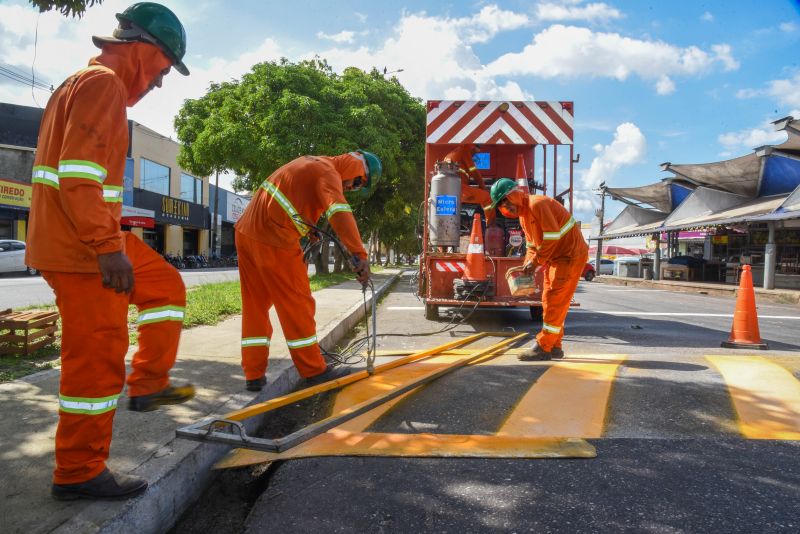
26 43 172 273
520 194 587 265
235 154 369 260
443 144 486 189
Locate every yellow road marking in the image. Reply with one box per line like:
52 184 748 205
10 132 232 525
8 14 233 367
707 356 800 440
214 431 595 468
498 355 626 438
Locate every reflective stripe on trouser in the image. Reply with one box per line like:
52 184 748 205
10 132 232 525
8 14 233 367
41 233 186 484
237 230 327 380
461 184 495 225
535 250 587 352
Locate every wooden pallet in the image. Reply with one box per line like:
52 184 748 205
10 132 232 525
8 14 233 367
0 309 60 356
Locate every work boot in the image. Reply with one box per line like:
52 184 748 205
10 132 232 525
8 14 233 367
245 376 266 392
304 364 352 387
550 347 565 359
52 468 147 501
128 383 195 412
517 342 552 361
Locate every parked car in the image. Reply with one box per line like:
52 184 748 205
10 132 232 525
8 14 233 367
0 240 38 276
582 262 596 281
589 258 614 276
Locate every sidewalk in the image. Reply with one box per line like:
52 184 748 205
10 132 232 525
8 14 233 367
596 275 800 305
0 269 401 534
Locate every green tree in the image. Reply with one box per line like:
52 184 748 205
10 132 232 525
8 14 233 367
28 0 103 17
174 58 425 272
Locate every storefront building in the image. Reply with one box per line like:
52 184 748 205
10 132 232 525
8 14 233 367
0 103 42 240
209 184 251 256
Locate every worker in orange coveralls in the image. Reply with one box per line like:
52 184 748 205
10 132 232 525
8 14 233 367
235 151 381 392
443 143 495 225
25 3 195 501
486 178 588 360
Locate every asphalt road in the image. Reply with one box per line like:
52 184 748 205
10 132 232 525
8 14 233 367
175 276 800 533
0 268 240 309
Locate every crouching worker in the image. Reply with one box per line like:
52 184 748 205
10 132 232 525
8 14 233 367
234 151 381 391
485 178 588 360
25 2 195 501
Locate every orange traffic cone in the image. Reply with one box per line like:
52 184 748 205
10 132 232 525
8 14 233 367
463 213 487 281
721 264 768 349
515 154 530 193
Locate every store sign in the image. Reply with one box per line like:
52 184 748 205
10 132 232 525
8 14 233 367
133 188 209 228
226 194 250 223
0 178 32 208
508 229 524 247
121 205 155 228
712 235 729 245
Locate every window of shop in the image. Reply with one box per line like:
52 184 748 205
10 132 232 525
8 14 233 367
180 173 202 204
141 158 170 196
183 229 199 257
0 217 12 239
143 225 165 254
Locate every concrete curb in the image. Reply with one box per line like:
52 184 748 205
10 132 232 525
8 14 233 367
595 275 800 306
53 271 401 534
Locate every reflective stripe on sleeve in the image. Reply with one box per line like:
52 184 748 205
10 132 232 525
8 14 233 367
286 335 318 349
103 185 123 203
467 166 477 172
241 337 271 347
261 181 309 236
137 305 185 325
32 165 60 189
542 322 562 334
325 203 352 220
58 159 107 183
542 216 576 240
59 393 120 415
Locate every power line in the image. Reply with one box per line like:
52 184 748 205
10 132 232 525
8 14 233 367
0 66 52 91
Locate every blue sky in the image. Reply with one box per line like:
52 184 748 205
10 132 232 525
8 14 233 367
1 0 799 222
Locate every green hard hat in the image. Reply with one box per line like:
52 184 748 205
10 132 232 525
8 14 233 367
355 149 382 198
487 178 517 210
93 2 189 75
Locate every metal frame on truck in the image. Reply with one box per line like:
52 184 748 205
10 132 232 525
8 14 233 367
419 100 575 320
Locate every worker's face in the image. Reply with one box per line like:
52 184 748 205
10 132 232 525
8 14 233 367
141 65 171 100
499 198 518 218
343 176 365 191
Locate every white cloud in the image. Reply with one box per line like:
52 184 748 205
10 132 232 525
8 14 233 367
656 75 675 95
582 122 647 189
736 72 800 109
317 30 357 44
487 25 738 94
780 22 797 32
701 12 714 22
537 2 623 22
717 110 800 153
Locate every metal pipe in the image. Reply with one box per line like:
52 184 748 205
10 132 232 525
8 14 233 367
764 221 776 290
553 144 558 199
542 145 547 195
569 145 574 213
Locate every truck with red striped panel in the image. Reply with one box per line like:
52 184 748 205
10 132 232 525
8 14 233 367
419 100 576 321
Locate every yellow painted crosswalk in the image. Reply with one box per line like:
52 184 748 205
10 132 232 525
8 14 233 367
215 351 800 469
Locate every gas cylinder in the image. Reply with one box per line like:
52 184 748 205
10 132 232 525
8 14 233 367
485 224 504 256
428 161 462 248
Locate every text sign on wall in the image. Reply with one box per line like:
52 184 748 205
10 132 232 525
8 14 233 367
435 195 457 216
0 178 32 208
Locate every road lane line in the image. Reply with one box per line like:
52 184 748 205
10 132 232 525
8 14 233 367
498 355 626 438
707 356 800 440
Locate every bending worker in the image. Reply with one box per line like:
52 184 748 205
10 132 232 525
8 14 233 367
443 143 495 225
26 3 195 501
485 178 588 360
235 151 381 391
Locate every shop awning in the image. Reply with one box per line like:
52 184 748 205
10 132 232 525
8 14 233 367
661 153 762 197
606 180 694 213
590 204 666 239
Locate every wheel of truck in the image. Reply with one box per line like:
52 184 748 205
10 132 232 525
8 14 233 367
529 306 544 322
425 302 439 320
584 270 595 282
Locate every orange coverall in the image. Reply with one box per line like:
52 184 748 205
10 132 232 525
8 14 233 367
519 194 588 352
26 43 185 485
234 154 369 380
443 144 495 225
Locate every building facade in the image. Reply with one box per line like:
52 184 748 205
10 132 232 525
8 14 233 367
209 183 251 257
0 103 210 257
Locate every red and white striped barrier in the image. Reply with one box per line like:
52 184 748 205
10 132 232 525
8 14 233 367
434 261 466 273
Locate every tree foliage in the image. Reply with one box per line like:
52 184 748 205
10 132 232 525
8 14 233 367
174 58 426 265
29 0 103 17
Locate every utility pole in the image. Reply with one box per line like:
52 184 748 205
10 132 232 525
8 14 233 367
594 182 606 270
211 169 220 257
